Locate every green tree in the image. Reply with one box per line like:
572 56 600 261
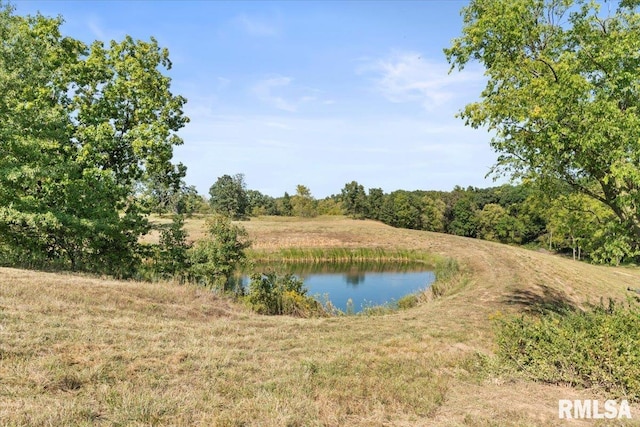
0 6 188 276
317 196 343 215
421 196 446 232
208 174 249 220
366 188 385 221
447 195 478 237
143 174 204 217
174 186 210 216
292 185 317 218
278 192 294 217
513 193 548 244
187 215 251 289
446 0 640 252
246 189 278 216
381 191 423 230
544 192 635 264
154 215 191 281
476 203 524 243
341 181 369 219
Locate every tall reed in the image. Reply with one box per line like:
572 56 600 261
247 247 438 265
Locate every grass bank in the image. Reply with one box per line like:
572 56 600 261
3 216 640 425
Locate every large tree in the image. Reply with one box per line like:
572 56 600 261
208 174 249 220
0 5 188 276
446 0 640 248
341 181 368 219
292 185 317 218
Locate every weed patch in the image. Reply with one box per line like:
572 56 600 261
496 299 640 401
430 258 465 298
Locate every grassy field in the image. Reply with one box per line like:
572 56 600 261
2 216 640 426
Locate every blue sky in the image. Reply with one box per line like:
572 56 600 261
14 0 499 198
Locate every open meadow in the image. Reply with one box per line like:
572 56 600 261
2 216 640 426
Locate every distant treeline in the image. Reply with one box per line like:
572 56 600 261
148 174 634 266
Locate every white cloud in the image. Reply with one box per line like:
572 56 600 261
360 51 485 111
85 15 126 42
234 14 280 37
250 76 331 113
252 76 297 112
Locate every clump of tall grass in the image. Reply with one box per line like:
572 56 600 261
430 258 462 298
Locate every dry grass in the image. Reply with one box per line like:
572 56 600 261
2 215 640 425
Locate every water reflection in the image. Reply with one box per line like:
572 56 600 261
239 261 435 313
345 273 365 287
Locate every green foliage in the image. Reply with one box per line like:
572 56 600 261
246 190 278 216
187 215 250 289
496 300 640 401
447 195 478 237
278 192 294 217
380 191 423 230
292 185 318 218
588 221 640 266
208 174 249 220
245 272 325 316
316 197 343 215
476 203 525 243
143 176 205 217
142 164 188 215
0 5 188 277
154 215 191 281
341 181 368 219
421 196 446 232
446 0 640 252
367 188 385 222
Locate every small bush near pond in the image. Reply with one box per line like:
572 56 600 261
496 299 640 401
244 272 326 317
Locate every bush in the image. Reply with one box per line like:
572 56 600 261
496 299 640 401
245 272 325 317
154 215 191 281
187 215 250 290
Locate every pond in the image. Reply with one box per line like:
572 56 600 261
239 262 435 313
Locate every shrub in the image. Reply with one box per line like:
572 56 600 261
496 299 640 401
245 272 325 317
154 215 191 281
187 215 250 290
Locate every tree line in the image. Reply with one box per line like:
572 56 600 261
200 173 634 266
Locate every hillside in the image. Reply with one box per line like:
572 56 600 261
2 216 639 426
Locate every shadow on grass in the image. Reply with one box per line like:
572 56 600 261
504 284 576 315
